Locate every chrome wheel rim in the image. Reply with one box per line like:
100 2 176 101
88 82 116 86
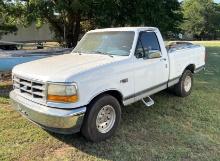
96 105 116 134
184 76 192 92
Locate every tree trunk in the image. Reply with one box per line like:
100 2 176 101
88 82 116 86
66 11 81 48
72 11 81 47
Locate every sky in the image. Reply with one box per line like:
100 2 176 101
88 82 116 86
179 0 220 3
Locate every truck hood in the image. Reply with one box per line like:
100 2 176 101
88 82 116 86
13 53 125 82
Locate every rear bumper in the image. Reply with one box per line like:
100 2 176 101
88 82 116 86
10 91 86 134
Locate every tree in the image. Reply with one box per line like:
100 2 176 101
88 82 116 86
93 0 182 35
22 0 85 47
1 0 182 47
0 0 18 38
181 0 220 40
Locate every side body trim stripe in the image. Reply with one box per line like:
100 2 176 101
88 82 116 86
123 76 181 102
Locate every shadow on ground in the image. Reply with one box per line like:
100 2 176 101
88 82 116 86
48 90 185 161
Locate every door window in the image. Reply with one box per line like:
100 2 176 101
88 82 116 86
135 32 161 59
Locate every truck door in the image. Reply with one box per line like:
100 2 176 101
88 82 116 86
133 31 169 100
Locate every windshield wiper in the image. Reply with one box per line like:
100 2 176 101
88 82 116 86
91 50 113 57
72 50 82 54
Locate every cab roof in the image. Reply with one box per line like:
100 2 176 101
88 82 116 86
88 27 158 33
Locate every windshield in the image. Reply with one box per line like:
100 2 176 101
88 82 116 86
73 31 135 56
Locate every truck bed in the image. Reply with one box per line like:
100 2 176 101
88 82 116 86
167 42 206 81
166 41 201 53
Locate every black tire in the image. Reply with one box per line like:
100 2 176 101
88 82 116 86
174 70 193 97
81 94 121 142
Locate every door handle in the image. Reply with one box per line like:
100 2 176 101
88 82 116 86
160 58 167 61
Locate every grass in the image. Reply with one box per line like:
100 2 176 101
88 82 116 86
0 41 220 161
0 81 12 89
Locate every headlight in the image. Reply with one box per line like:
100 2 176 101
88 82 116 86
47 83 78 103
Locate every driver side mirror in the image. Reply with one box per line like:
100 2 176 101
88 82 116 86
147 50 162 59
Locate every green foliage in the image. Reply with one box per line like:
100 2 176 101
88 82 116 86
93 0 182 34
0 0 182 46
0 0 18 37
0 41 220 160
23 0 85 47
182 0 220 40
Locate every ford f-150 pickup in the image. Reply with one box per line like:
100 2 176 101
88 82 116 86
10 27 206 142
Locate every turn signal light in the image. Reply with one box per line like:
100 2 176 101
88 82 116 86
47 95 78 103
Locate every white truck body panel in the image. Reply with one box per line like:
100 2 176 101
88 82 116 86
168 46 205 80
10 27 206 134
12 27 205 109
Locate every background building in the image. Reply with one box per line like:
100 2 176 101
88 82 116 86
1 23 54 42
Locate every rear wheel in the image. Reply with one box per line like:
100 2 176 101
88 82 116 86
174 70 193 97
81 94 121 142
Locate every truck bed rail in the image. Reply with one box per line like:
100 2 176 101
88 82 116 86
166 42 201 53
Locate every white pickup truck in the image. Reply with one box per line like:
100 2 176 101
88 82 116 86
10 27 206 142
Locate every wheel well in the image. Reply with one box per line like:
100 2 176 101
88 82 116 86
185 64 195 73
89 90 123 106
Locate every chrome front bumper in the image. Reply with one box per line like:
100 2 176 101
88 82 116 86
10 91 86 134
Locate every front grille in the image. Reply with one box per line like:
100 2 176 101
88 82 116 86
13 75 46 103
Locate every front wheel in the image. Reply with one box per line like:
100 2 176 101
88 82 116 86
81 94 121 142
174 70 193 97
